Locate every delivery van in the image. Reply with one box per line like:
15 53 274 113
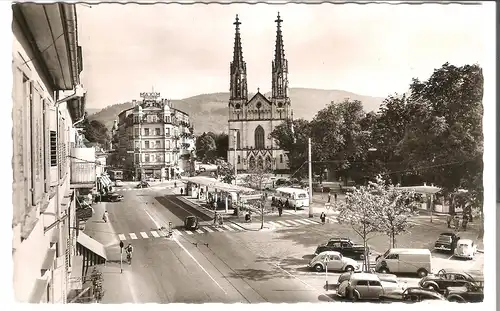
375 248 432 277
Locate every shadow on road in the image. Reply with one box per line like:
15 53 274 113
227 266 293 282
154 196 213 222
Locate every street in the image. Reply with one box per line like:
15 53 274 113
83 183 484 303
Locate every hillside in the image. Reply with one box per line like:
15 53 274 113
88 88 385 134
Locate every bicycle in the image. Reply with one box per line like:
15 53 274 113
126 252 132 265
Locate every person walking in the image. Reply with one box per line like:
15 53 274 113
327 193 331 203
453 215 460 231
320 212 326 225
446 213 452 228
334 192 338 202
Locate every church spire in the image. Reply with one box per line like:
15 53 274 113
272 12 289 99
230 14 248 100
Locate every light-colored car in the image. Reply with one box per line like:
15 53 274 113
375 248 432 277
308 251 360 272
114 180 124 187
337 270 397 286
453 239 477 259
336 273 385 301
380 278 407 295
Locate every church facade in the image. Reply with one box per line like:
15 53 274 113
227 13 292 172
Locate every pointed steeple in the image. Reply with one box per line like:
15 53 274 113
230 14 248 101
272 12 289 100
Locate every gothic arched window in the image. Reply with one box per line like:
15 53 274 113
254 125 265 149
236 131 241 149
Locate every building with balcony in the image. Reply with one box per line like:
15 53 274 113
114 93 195 181
12 3 106 304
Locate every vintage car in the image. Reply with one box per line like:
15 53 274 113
418 269 482 293
434 232 460 253
380 287 446 303
337 273 385 301
315 237 368 260
114 180 124 187
101 192 123 202
337 270 397 286
446 279 484 303
308 251 360 273
136 181 150 188
184 216 199 231
453 239 477 259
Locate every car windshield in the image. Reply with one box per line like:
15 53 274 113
438 235 452 241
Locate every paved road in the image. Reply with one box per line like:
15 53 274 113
85 187 331 303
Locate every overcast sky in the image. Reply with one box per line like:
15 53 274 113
77 3 488 109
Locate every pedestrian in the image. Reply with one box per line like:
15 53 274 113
453 215 460 231
446 214 452 228
180 188 184 195
334 192 338 202
327 193 331 203
214 211 218 226
278 206 282 217
174 181 177 188
320 212 326 225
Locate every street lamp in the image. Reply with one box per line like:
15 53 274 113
229 128 239 186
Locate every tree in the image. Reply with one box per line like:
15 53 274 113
270 118 310 176
82 117 111 149
336 181 384 271
214 133 229 160
371 177 419 248
195 132 217 162
242 166 272 229
216 160 235 184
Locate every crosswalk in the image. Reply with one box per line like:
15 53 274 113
114 186 171 192
267 216 337 228
117 223 246 241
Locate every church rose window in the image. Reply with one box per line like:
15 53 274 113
254 125 265 149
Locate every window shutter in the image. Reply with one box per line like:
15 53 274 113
30 82 44 205
43 100 50 192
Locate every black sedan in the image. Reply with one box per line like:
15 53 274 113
418 269 482 293
446 282 484 303
184 216 199 230
434 232 460 253
100 192 123 202
136 181 150 188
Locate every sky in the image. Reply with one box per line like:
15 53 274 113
76 3 488 109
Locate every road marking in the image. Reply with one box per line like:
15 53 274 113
212 226 224 232
150 231 160 238
202 226 214 233
173 237 227 295
229 223 244 230
173 229 182 236
222 224 235 231
284 220 301 226
276 220 290 226
185 230 194 235
196 229 204 234
129 233 138 240
140 232 149 239
118 234 127 241
144 209 162 229
295 219 310 225
301 219 317 224
268 221 282 227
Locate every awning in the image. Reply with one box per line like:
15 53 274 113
40 248 56 277
76 232 107 265
28 278 49 303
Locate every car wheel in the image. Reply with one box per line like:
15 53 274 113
345 265 354 272
351 291 360 301
359 254 365 260
417 268 429 277
448 296 465 303
314 264 323 272
379 267 389 274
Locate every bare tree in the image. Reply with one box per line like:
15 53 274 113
242 166 272 230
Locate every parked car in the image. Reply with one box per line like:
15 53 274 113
375 248 432 277
100 192 123 202
336 273 384 301
136 181 150 188
114 180 124 187
445 280 484 303
380 287 446 302
184 216 199 231
308 251 360 272
453 239 477 260
337 270 397 286
418 269 482 293
434 232 460 253
315 237 368 260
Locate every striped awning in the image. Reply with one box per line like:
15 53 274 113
76 232 107 266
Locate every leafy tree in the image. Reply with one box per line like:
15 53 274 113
216 160 235 184
82 117 111 149
336 181 384 271
195 132 217 162
270 118 310 177
242 166 272 229
214 133 229 160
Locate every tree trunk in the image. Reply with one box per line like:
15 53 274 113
261 202 264 230
392 231 396 248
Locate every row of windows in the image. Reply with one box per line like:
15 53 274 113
135 140 173 149
134 153 174 163
237 154 284 164
133 115 177 124
133 127 178 137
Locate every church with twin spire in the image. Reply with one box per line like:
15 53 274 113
227 13 292 173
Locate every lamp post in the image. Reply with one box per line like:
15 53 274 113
229 129 239 186
308 138 313 218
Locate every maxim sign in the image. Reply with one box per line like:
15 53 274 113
140 92 161 100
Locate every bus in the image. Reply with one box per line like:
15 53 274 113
272 187 310 209
108 170 123 181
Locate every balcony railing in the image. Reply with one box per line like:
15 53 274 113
70 162 96 186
